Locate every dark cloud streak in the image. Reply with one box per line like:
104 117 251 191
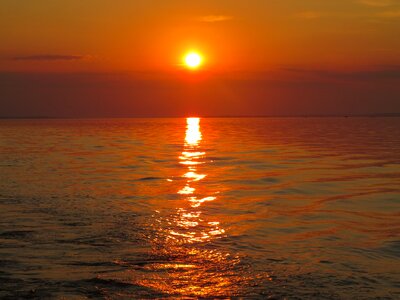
11 54 87 61
282 66 400 80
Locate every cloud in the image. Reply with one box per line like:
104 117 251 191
294 11 322 19
12 54 88 61
197 15 233 22
357 0 394 7
377 10 400 17
1 71 399 117
357 0 400 18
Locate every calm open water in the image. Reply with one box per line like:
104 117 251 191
0 117 399 299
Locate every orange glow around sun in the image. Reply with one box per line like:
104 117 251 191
184 52 203 69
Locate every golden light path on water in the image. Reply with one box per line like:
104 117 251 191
135 118 252 297
175 117 223 242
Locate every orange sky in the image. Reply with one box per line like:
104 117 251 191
0 0 400 116
2 0 400 72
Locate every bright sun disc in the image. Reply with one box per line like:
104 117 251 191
184 52 202 69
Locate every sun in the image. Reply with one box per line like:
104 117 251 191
184 52 203 69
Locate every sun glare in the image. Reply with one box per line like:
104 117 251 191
184 52 202 69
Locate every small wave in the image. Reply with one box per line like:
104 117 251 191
136 176 163 181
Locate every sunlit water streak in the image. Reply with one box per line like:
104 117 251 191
0 117 399 298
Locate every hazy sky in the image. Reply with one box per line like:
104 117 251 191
1 0 400 116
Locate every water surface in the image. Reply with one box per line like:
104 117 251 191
0 117 399 298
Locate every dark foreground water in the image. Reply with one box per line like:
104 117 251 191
0 117 399 299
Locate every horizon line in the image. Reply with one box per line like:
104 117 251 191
1 113 400 120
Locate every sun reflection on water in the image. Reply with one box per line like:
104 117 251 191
185 117 202 146
138 118 242 297
175 117 223 243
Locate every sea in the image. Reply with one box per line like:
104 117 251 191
0 117 399 299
